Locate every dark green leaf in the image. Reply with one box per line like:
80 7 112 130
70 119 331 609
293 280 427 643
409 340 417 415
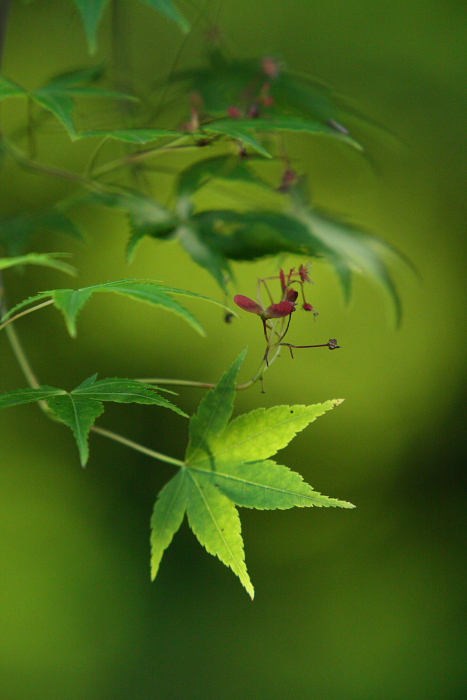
0 209 82 257
204 116 361 155
139 0 189 33
83 190 178 258
126 218 177 261
74 0 188 53
89 191 180 261
203 122 272 158
73 0 109 54
271 72 338 122
177 223 231 292
0 252 76 275
173 56 260 114
176 154 270 198
32 90 77 137
72 377 187 416
167 209 314 290
0 76 27 99
42 65 105 88
0 386 65 408
293 201 402 322
51 288 95 335
184 201 402 316
47 393 104 466
192 209 314 261
2 279 234 337
33 71 138 137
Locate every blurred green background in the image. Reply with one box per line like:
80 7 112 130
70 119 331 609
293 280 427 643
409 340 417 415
1 0 467 698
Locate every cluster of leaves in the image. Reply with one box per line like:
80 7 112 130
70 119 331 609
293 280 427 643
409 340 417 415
0 0 402 596
0 342 353 596
0 26 404 319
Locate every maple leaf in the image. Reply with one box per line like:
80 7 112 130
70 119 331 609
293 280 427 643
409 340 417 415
0 375 186 467
151 349 354 598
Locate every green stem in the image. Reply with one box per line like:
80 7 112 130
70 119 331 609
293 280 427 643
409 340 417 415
136 342 283 392
6 120 193 185
3 322 40 389
90 137 193 179
90 425 185 467
4 138 118 195
136 377 217 389
2 317 55 416
0 299 55 332
84 135 112 177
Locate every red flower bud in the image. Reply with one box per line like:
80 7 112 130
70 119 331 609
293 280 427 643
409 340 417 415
234 295 263 315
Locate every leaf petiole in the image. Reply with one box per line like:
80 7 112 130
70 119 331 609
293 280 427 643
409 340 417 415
0 299 55 331
90 136 194 179
90 425 185 467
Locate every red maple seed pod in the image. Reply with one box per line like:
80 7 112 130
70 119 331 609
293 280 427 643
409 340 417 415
234 295 296 320
286 289 299 303
262 301 296 319
234 295 263 315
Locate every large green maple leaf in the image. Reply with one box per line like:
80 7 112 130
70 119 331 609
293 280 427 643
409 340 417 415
151 350 354 598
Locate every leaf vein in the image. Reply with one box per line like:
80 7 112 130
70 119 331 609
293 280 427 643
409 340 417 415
187 470 241 569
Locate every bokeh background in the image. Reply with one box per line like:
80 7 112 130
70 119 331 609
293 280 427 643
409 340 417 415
1 1 467 698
